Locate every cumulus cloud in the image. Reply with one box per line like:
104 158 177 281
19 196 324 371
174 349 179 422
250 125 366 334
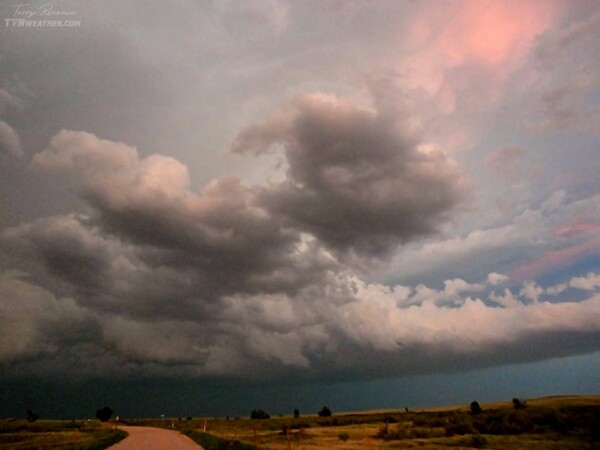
488 272 509 285
230 93 471 258
569 272 600 291
336 279 600 372
520 281 543 303
30 131 336 304
546 283 567 296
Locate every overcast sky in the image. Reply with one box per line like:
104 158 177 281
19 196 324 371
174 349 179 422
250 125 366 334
1 0 599 418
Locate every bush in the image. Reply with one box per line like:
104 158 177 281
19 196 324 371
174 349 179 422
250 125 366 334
470 401 483 415
250 409 270 419
513 398 526 410
95 406 113 422
318 406 332 417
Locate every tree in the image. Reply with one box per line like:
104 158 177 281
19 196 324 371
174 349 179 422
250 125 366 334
470 401 482 415
250 409 270 419
318 406 332 417
96 406 113 422
512 398 526 410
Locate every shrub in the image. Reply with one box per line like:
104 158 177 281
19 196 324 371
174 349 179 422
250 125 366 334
470 401 483 415
250 409 270 419
513 398 526 410
318 406 332 417
95 406 113 422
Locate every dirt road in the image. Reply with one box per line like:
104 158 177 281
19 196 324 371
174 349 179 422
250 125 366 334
107 426 204 450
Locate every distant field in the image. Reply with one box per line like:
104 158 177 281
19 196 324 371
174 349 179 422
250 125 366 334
6 395 598 449
127 394 600 449
0 419 127 450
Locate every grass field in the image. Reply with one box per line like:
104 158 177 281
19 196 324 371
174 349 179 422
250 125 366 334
127 395 600 449
0 419 127 450
14 395 596 449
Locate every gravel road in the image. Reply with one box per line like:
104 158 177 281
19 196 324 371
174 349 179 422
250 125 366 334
106 426 204 450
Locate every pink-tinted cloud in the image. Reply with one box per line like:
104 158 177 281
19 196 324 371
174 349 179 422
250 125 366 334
510 235 600 282
511 196 600 283
554 222 600 237
402 0 563 117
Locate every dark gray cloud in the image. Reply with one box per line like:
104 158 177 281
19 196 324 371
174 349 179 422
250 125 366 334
231 94 471 258
28 131 335 304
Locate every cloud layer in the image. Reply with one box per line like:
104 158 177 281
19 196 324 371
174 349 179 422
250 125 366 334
2 123 599 382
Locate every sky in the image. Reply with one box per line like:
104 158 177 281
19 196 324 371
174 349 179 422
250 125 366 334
0 0 599 419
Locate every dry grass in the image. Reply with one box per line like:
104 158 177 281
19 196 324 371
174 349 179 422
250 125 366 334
168 395 600 450
0 419 127 450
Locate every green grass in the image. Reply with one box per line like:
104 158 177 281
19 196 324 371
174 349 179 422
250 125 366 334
0 420 127 450
182 430 260 450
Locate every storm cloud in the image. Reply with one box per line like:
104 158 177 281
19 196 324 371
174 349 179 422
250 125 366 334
231 93 471 258
2 120 600 382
